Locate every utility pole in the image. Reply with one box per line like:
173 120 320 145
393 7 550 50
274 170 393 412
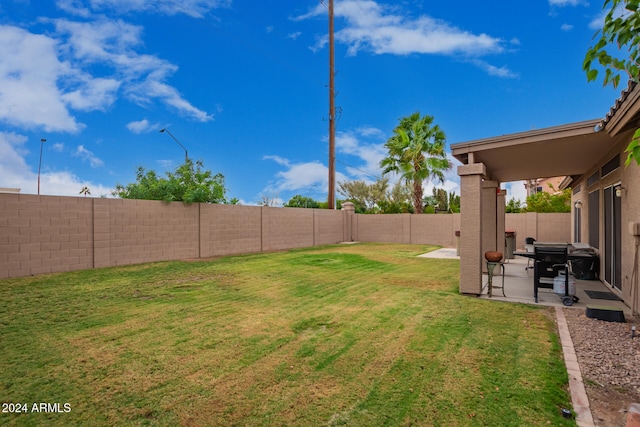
328 0 336 209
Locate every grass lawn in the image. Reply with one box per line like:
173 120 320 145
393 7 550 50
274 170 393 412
0 243 574 426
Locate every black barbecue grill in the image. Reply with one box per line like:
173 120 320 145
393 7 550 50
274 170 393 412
533 245 572 305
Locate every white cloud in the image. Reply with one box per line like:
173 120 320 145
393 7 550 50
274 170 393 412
469 59 518 79
297 1 504 56
0 13 214 135
588 6 628 31
263 127 464 204
61 76 121 110
52 18 214 122
0 26 82 132
0 132 112 196
356 126 386 138
263 157 348 195
560 23 574 31
294 1 515 77
588 10 607 30
263 155 290 166
74 144 104 167
127 119 152 133
505 181 528 203
56 0 232 18
336 129 387 181
287 31 302 40
56 0 92 18
549 0 587 6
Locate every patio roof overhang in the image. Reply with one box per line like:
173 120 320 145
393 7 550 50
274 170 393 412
450 119 617 183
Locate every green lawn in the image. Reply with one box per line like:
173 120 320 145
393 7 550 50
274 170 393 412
0 243 574 426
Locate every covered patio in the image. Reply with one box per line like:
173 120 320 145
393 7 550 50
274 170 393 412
421 248 631 315
450 119 620 299
480 256 630 315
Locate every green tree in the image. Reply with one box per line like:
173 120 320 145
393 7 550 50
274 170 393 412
448 191 460 213
337 178 389 213
424 188 459 213
506 198 523 213
525 189 571 213
422 195 438 212
284 195 320 208
380 112 451 214
257 194 279 206
317 200 343 210
433 188 448 212
378 182 413 213
113 159 228 204
584 0 640 165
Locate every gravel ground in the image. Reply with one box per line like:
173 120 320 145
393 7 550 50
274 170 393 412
563 308 640 427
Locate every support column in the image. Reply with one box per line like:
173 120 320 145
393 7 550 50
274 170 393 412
458 163 486 295
341 202 355 242
497 188 506 257
482 181 499 268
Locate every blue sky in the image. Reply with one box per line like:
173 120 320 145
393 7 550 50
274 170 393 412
0 0 622 205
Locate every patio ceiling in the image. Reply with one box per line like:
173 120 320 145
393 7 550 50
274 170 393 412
450 119 617 183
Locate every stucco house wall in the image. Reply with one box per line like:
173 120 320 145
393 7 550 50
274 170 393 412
452 81 640 314
571 130 640 309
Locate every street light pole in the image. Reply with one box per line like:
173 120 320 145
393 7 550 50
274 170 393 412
38 138 46 195
159 128 189 163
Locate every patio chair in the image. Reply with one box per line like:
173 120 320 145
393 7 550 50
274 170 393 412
524 237 536 272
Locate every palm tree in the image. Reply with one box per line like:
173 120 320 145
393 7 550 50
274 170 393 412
380 112 450 214
79 186 91 197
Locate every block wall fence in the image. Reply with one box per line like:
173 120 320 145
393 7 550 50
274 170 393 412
0 193 569 279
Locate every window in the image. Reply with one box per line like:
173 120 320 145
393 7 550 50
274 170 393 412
588 190 599 249
574 203 582 243
601 155 620 177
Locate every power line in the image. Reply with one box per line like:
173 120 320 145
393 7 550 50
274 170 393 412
336 159 383 181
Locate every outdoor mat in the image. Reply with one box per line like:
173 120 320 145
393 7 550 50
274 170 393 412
584 290 622 301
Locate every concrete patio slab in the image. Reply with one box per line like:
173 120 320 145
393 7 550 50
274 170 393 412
479 256 630 315
417 248 459 259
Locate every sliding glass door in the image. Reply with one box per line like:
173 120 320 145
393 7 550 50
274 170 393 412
603 185 622 291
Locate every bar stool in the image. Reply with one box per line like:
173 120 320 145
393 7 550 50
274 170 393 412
486 261 506 297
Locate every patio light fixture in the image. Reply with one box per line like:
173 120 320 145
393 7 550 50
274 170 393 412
574 200 583 209
615 185 624 198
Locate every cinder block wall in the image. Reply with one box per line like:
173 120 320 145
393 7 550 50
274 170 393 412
0 194 94 278
201 204 262 258
99 198 200 268
505 213 571 249
535 213 571 243
355 214 409 243
262 207 314 251
410 214 459 247
0 193 570 279
505 214 528 249
353 214 460 248
314 209 347 245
